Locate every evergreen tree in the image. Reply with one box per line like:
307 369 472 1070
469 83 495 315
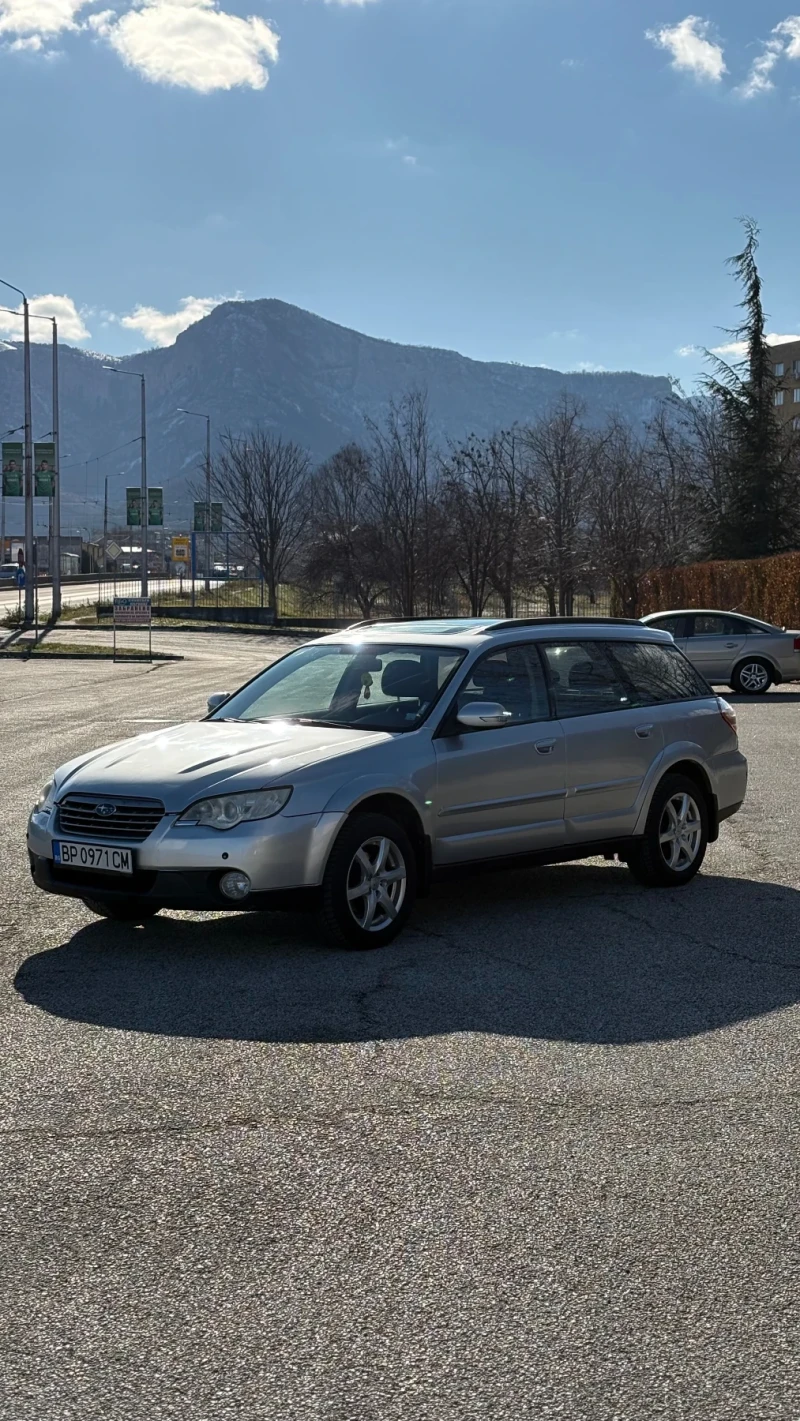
703 218 797 558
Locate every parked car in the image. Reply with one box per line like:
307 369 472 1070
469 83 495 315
28 616 747 949
641 609 800 694
0 562 19 581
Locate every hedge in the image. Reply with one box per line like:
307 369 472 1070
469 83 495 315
639 551 800 628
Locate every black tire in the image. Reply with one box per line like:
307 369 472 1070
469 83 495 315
626 773 709 888
731 658 772 695
82 896 160 923
320 812 417 950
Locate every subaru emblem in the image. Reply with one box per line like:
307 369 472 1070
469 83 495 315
94 803 117 818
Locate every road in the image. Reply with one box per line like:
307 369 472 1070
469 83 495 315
0 577 224 617
1 639 799 1420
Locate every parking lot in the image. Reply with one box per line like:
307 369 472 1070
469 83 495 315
2 638 799 1420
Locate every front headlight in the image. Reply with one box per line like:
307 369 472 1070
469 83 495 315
176 787 293 831
35 780 54 812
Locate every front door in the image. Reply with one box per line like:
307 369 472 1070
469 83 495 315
433 643 566 865
539 640 665 843
686 614 746 684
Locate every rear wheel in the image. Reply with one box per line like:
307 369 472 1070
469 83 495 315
320 812 416 950
82 896 160 923
626 774 709 888
731 659 772 694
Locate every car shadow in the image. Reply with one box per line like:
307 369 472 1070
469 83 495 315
15 864 800 1046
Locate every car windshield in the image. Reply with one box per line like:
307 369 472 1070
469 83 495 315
211 643 467 733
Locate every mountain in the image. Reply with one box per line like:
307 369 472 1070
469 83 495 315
0 300 674 532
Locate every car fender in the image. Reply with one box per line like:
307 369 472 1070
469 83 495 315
632 742 714 838
322 773 434 829
731 649 782 683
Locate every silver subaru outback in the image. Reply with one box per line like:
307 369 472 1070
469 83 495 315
28 617 748 949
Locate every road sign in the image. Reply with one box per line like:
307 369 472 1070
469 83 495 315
34 443 56 497
171 536 190 563
113 597 152 627
105 540 123 562
2 443 23 498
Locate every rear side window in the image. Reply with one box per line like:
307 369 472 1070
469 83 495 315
690 614 744 637
608 640 711 705
540 642 631 717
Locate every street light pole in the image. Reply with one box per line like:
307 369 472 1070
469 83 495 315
176 408 212 591
0 279 34 619
104 366 147 597
51 317 61 618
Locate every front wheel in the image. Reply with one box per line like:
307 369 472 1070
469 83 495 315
731 659 772 695
627 774 709 888
320 812 417 949
82 896 160 923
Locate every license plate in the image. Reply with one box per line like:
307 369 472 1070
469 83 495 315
53 842 134 874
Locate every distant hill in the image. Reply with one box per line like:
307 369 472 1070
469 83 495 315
0 299 673 530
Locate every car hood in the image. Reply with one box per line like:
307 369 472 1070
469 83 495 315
54 720 391 811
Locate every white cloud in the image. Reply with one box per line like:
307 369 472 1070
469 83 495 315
573 361 607 373
739 17 800 99
711 332 800 356
676 344 699 357
88 0 279 92
117 294 222 345
0 294 91 342
646 15 726 82
0 0 88 37
324 0 378 6
549 328 581 341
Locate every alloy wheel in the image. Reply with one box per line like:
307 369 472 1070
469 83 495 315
346 835 408 932
738 662 770 693
658 792 702 872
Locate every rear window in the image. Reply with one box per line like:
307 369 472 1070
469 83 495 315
608 640 711 705
540 642 632 718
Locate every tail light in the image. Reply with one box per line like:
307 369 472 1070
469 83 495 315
794 637 800 651
718 698 737 735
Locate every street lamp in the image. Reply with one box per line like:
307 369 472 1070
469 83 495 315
177 408 212 591
0 279 33 620
104 366 147 596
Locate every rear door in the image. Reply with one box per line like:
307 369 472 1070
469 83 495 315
433 643 566 864
685 614 747 684
539 640 665 844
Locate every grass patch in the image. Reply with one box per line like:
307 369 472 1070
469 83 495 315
1 639 181 660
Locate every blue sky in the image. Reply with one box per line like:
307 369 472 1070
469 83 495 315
2 0 800 380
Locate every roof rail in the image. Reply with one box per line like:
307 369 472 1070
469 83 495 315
492 615 641 629
343 616 483 630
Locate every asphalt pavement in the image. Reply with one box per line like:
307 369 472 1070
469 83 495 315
1 638 799 1420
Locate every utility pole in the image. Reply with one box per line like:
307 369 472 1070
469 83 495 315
51 316 61 618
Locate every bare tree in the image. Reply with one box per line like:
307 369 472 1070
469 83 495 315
440 437 502 615
211 430 312 610
588 416 657 617
367 391 433 616
304 444 387 617
523 397 595 615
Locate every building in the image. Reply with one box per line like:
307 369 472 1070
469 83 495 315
767 339 800 430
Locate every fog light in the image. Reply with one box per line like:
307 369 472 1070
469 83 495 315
220 870 251 901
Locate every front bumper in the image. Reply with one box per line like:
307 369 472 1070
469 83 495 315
27 805 347 910
29 853 321 912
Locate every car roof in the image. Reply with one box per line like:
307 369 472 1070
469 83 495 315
319 617 673 649
642 609 780 629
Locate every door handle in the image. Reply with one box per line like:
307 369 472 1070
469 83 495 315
535 739 556 754
635 724 654 738
725 642 738 648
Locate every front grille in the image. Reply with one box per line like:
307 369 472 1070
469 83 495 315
57 794 165 843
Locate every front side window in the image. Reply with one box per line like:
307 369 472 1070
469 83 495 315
648 614 686 637
607 641 710 705
541 642 631 718
452 644 550 725
212 643 466 732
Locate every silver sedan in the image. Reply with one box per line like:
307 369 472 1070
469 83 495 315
641 609 800 694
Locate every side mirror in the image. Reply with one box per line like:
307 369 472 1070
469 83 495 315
456 701 513 730
207 692 230 713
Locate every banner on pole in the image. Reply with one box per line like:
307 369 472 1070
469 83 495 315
114 597 152 627
126 487 142 526
2 443 23 497
193 501 224 533
34 443 56 497
148 487 164 527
